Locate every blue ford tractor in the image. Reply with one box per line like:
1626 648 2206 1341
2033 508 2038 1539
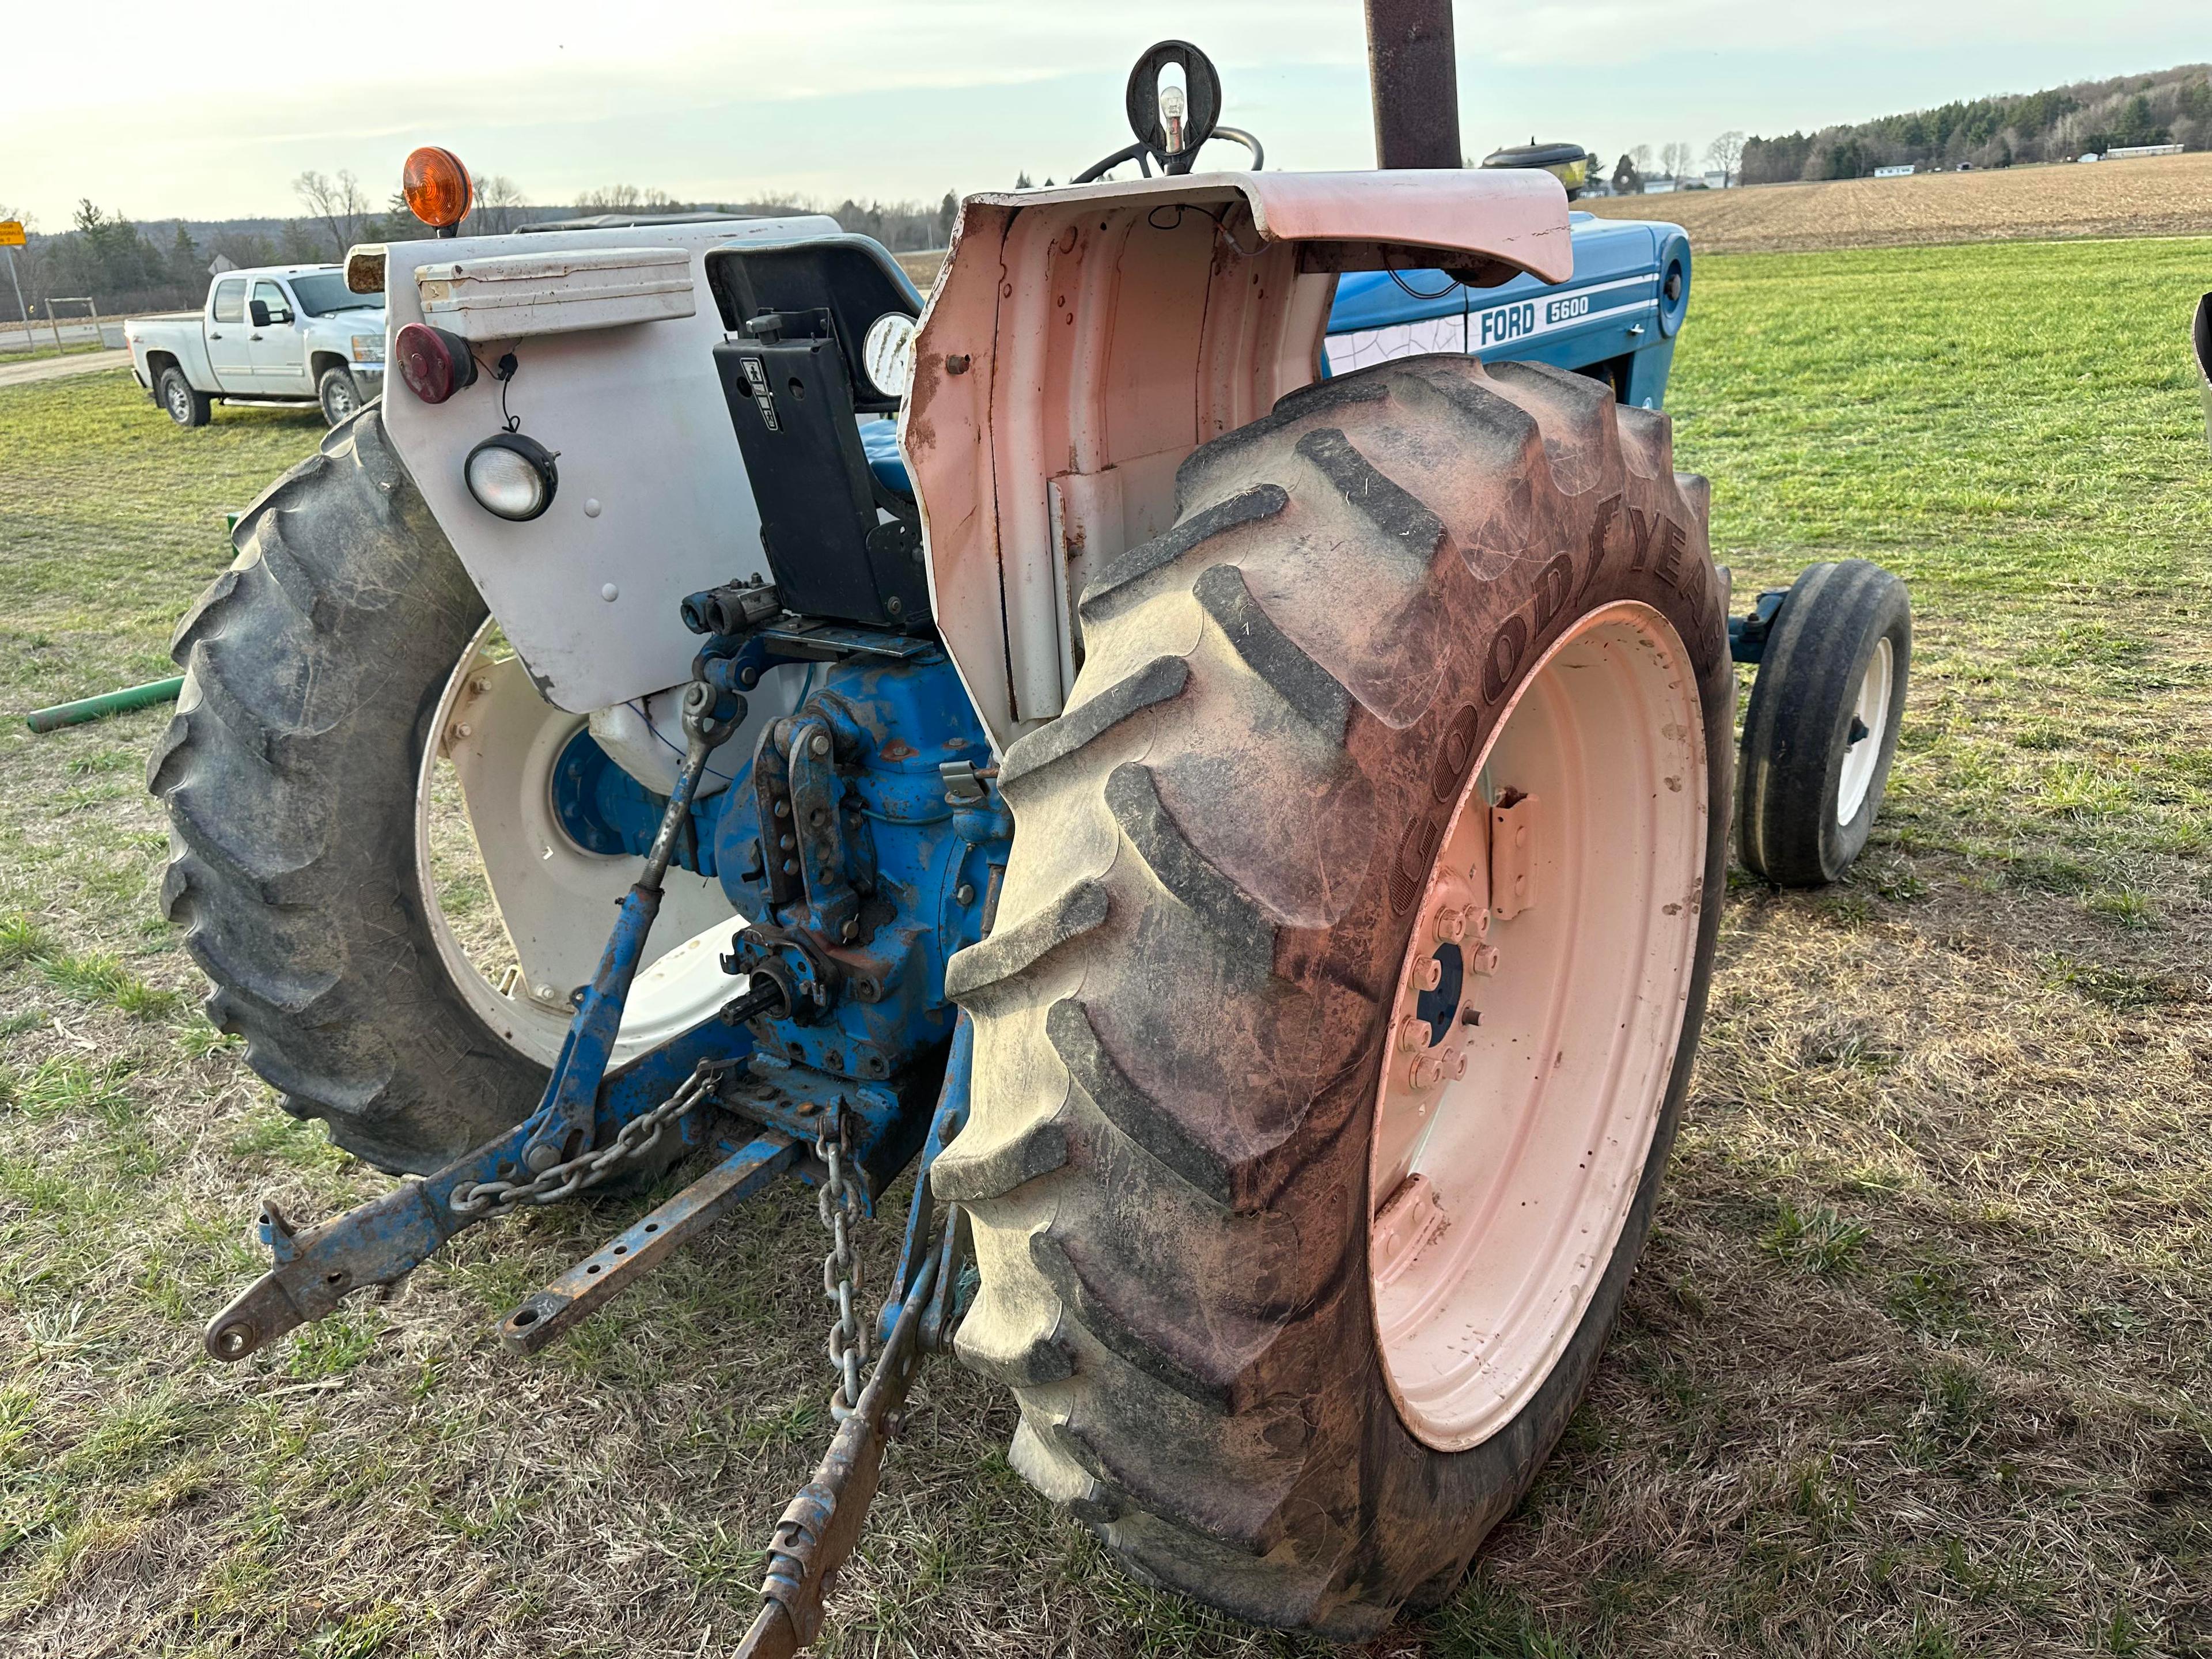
151 10 1908 1649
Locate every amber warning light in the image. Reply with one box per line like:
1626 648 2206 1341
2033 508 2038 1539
403 147 473 234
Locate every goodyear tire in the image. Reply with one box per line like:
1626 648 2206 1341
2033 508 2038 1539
148 407 543 1173
937 355 1734 1636
1736 559 1910 887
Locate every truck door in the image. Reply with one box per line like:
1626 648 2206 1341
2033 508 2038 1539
248 279 309 393
206 277 253 391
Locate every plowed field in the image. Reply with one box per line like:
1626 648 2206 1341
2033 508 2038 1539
1585 149 2212 251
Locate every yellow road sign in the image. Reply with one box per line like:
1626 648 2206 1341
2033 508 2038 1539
0 222 24 248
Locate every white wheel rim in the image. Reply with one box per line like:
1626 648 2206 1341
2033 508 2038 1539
1836 635 1893 825
414 620 745 1069
1368 603 1708 1453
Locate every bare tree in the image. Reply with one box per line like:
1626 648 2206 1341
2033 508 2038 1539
1706 131 1747 187
469 174 529 235
1631 143 1654 177
294 169 370 258
577 184 679 211
1658 141 1695 183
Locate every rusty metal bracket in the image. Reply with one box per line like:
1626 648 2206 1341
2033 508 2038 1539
735 1248 939 1659
1490 790 1539 922
498 1130 800 1354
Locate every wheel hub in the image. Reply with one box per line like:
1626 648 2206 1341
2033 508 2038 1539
1368 603 1709 1452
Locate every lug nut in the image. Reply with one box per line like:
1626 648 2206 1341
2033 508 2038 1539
1417 957 1444 991
1396 1016 1429 1053
1452 1051 1468 1080
1469 944 1501 975
955 882 976 905
1434 906 1467 944
1409 1054 1442 1090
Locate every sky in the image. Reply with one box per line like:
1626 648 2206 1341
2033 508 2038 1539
4 2 2207 228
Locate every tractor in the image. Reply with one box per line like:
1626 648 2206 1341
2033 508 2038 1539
149 7 1910 1648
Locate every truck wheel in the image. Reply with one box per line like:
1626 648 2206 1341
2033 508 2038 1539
939 355 1733 1635
317 366 363 427
1736 559 1910 886
159 365 211 428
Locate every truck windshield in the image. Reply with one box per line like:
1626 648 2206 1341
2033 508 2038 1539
290 272 382 315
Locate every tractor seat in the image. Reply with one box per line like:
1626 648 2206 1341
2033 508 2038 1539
858 417 911 497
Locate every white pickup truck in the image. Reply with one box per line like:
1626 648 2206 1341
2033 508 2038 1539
126 264 386 427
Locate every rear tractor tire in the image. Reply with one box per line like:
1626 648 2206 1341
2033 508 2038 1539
148 408 545 1172
939 354 1735 1635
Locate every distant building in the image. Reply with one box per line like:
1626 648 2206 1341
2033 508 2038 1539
2105 143 2184 160
1700 171 1732 190
1643 177 1677 194
1873 164 1915 178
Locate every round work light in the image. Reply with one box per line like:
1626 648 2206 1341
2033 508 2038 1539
464 433 559 522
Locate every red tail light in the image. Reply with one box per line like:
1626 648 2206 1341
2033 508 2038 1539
395 323 476 404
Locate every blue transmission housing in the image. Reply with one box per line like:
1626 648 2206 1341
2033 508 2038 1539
550 628 1007 1200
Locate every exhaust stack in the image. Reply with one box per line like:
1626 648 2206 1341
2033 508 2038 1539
1363 0 1461 170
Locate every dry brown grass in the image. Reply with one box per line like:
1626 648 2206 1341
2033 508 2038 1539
1584 151 2212 253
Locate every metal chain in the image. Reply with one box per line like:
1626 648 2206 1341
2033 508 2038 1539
449 1063 717 1217
816 1109 869 1419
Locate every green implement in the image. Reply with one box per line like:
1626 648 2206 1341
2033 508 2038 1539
26 675 185 733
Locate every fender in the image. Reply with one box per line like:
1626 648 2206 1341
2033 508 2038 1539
903 168 1573 753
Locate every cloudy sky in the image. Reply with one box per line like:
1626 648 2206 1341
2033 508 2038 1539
5 2 2206 226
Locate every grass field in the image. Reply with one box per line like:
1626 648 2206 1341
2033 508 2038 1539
1585 151 2212 253
2 234 2209 1658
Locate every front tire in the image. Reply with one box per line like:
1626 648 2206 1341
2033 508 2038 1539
159 365 211 427
938 356 1734 1635
1736 559 1911 886
317 365 363 427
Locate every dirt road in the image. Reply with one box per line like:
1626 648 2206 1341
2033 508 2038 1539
0 348 132 389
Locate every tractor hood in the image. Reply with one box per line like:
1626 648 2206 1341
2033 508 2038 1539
904 168 1572 754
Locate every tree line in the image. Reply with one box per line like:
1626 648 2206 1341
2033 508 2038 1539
0 175 961 320
1741 65 2212 183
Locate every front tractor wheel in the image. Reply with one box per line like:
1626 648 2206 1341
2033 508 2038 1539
938 355 1733 1636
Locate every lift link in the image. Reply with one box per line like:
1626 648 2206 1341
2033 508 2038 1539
200 675 748 1365
498 677 745 1185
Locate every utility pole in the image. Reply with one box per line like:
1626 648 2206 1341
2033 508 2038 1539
3 250 26 332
